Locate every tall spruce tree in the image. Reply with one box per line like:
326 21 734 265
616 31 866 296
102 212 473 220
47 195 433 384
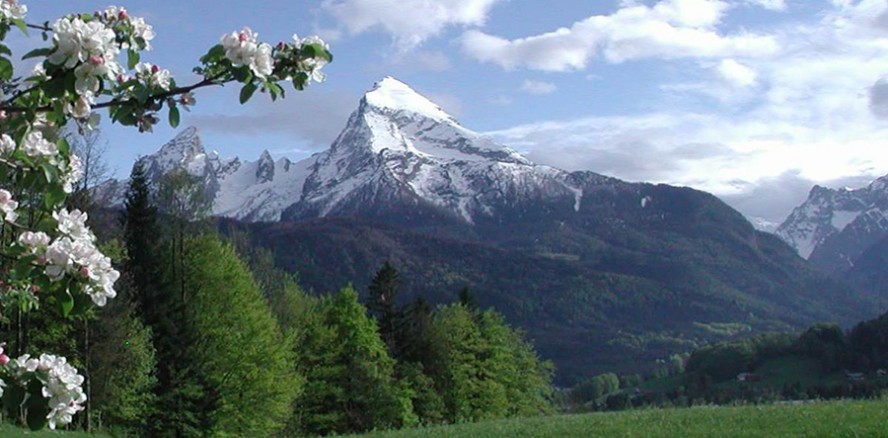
367 262 405 357
121 160 161 315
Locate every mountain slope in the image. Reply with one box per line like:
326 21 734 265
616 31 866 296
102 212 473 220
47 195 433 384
283 76 581 225
777 176 888 273
109 77 879 384
223 178 870 384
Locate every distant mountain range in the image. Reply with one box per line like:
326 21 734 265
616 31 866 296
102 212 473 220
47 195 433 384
102 77 880 384
777 176 888 274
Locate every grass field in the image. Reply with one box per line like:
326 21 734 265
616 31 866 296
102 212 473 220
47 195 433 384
348 398 888 438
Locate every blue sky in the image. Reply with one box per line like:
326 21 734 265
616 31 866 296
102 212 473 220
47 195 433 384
14 0 888 225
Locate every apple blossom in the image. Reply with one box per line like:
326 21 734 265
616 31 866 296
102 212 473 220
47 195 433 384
0 133 14 155
221 27 274 79
48 16 119 70
20 131 59 157
135 62 172 90
0 0 25 21
0 189 18 222
18 230 51 250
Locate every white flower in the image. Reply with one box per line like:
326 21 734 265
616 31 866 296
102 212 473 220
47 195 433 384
135 63 172 90
304 57 327 84
45 237 75 280
0 0 26 21
18 231 51 251
48 16 121 79
221 27 274 79
65 94 93 120
253 43 274 78
61 154 83 193
130 16 155 50
0 133 15 155
35 354 86 430
21 131 58 157
54 209 93 241
73 59 119 96
13 354 39 374
294 34 329 51
0 189 18 223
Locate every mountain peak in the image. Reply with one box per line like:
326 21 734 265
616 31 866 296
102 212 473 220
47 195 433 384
364 76 453 122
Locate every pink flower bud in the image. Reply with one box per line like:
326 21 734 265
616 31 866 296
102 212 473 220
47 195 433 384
277 42 285 50
88 55 104 66
0 354 9 366
238 32 248 43
151 64 160 74
118 9 128 20
0 110 7 120
30 285 40 293
79 266 90 278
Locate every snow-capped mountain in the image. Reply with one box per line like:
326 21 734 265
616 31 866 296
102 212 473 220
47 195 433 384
119 76 590 225
112 126 316 222
284 76 583 223
776 175 888 272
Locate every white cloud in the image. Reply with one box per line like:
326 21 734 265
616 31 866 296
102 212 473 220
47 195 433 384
484 1 888 223
742 0 787 11
459 0 778 71
521 80 557 95
321 0 503 49
716 59 757 87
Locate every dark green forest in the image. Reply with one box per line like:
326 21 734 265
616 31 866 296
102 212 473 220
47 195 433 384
0 162 554 436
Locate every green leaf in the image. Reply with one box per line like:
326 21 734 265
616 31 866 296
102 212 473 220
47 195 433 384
71 292 94 316
0 44 10 56
127 49 140 70
169 105 181 128
60 291 75 317
0 57 12 81
13 18 28 36
44 185 66 210
43 74 69 98
200 44 225 64
22 47 53 60
56 137 70 156
239 82 258 104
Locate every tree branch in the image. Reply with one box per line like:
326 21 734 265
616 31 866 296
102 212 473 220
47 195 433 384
0 73 231 113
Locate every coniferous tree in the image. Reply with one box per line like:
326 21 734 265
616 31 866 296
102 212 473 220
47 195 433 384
458 286 478 313
121 160 161 314
367 262 404 357
296 286 415 435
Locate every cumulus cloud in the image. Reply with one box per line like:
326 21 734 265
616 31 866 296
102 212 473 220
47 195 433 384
716 59 757 87
476 0 888 226
521 80 557 95
459 0 778 71
321 0 503 49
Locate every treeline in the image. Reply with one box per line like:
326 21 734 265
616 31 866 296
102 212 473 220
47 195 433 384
567 313 888 411
0 162 553 436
